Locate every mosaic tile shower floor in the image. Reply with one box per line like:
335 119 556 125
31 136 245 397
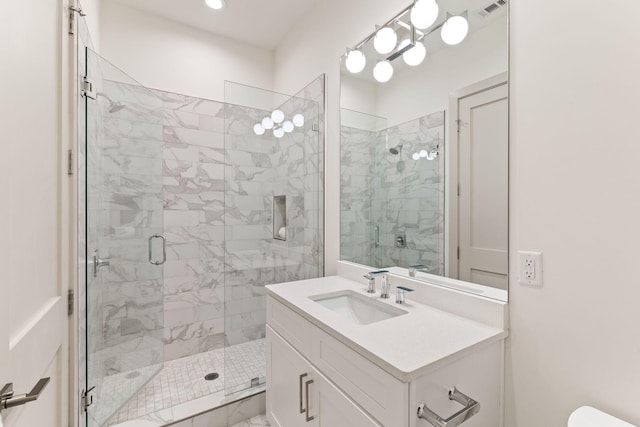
106 339 265 426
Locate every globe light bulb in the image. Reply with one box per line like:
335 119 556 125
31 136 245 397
441 15 469 45
410 0 439 30
271 109 284 124
373 61 394 83
205 0 226 10
402 40 427 66
274 127 285 138
283 121 294 133
293 114 304 127
412 152 420 160
373 27 397 55
262 117 274 130
420 149 428 158
253 123 265 136
345 50 366 74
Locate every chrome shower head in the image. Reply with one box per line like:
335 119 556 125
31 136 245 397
389 144 403 155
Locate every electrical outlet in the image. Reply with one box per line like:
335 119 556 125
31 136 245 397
518 251 542 286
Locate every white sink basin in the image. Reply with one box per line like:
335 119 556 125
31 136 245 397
309 290 407 325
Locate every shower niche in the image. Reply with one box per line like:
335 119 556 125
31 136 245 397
273 195 286 241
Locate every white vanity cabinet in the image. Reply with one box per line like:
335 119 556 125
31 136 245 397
266 276 506 427
267 325 381 427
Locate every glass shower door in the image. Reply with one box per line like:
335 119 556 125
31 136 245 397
84 48 165 426
223 76 325 395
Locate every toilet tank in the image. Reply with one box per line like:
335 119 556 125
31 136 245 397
569 406 636 427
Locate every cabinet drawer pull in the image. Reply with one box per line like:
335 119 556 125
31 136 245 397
299 373 308 414
305 379 315 422
417 387 480 427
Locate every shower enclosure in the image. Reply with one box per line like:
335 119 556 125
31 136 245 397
79 44 325 426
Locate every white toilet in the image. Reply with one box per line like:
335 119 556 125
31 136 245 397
569 406 636 427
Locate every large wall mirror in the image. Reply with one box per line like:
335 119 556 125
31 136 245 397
339 0 508 301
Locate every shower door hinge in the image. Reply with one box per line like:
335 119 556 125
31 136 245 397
67 149 74 175
67 289 74 316
457 184 460 196
82 76 96 100
82 387 96 412
312 123 320 132
457 246 460 259
68 4 86 35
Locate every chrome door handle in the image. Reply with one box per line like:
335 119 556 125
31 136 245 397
148 234 166 266
1 378 50 409
304 379 315 422
299 373 307 414
93 250 110 277
417 387 480 427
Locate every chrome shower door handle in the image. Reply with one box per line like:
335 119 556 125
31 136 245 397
148 234 166 266
417 387 480 427
93 250 110 277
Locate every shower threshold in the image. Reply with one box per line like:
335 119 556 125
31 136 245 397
107 339 265 426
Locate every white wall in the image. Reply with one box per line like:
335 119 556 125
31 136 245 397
81 0 101 50
100 1 274 100
506 0 640 424
276 0 640 426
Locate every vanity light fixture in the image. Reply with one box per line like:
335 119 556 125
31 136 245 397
205 0 226 10
399 38 427 66
373 27 398 55
342 1 469 83
254 112 305 137
293 114 304 127
441 13 469 45
410 0 439 30
261 116 274 130
373 60 394 83
271 109 285 124
345 50 366 74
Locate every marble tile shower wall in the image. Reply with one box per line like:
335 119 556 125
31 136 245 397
153 89 228 361
98 80 165 374
340 111 445 273
340 125 375 266
372 111 445 274
94 81 324 368
224 87 324 347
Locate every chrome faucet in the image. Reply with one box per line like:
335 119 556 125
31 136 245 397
408 264 430 277
380 274 391 299
363 270 388 294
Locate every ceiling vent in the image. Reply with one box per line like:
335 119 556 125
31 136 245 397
477 0 508 17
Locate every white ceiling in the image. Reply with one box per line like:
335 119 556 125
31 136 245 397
107 0 321 49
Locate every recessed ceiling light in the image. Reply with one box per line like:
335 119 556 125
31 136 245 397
205 0 226 10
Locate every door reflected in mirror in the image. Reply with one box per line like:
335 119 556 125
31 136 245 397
339 0 508 301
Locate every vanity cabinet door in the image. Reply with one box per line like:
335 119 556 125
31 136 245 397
267 326 316 427
267 326 381 427
314 372 381 427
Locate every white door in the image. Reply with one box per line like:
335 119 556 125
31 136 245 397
0 0 70 426
457 82 509 289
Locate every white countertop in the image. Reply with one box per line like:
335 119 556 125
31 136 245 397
266 275 508 382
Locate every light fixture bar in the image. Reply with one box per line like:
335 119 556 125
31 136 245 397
350 3 414 50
